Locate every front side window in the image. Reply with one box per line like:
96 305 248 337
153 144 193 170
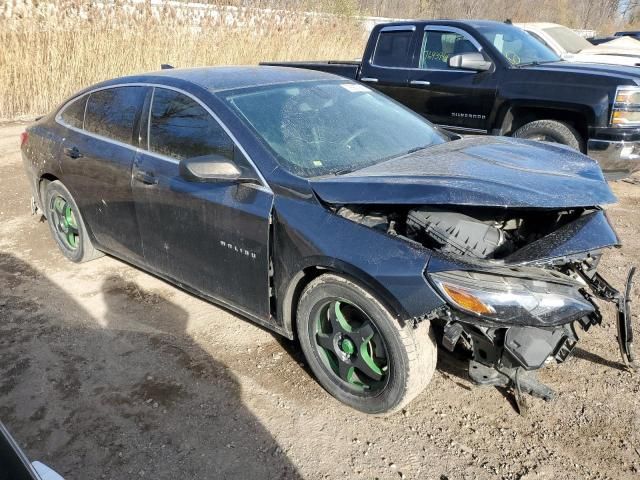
419 31 480 70
60 95 88 129
223 80 445 178
84 87 146 145
149 88 234 162
476 23 560 66
372 30 413 67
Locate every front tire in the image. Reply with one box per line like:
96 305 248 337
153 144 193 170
296 274 437 414
44 180 102 263
512 119 583 151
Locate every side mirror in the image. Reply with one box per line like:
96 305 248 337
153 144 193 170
179 154 253 184
448 52 493 72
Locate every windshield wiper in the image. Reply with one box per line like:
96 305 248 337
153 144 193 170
329 167 355 176
325 145 431 177
518 60 557 67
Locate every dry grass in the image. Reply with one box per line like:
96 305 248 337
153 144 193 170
0 1 366 119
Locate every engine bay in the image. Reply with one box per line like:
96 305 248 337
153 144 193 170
337 204 592 261
335 203 635 412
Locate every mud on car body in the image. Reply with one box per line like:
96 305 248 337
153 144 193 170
21 66 636 414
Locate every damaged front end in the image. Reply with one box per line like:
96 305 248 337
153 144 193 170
336 204 636 408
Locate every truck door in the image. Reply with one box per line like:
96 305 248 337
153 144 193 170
358 25 416 104
405 26 498 134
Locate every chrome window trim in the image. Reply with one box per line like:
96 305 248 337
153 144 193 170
380 25 416 33
423 26 484 51
55 82 271 192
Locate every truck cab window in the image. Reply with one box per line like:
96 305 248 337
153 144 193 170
419 31 479 70
372 30 413 67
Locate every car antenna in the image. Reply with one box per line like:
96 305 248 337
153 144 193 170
161 64 174 70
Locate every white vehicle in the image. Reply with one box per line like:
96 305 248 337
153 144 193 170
518 22 640 67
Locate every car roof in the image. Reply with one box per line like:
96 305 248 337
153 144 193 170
516 22 562 30
105 66 340 93
379 19 520 31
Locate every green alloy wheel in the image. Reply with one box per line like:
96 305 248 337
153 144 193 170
314 300 389 394
44 180 102 263
297 274 437 415
50 195 79 250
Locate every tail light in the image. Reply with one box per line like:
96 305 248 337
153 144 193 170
20 131 28 147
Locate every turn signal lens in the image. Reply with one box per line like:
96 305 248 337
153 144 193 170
612 110 640 126
19 131 28 147
442 284 495 315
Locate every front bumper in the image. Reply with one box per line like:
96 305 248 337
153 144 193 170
587 138 640 178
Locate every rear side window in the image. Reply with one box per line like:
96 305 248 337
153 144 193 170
84 87 146 145
148 88 234 161
60 95 88 129
419 31 479 70
372 30 413 67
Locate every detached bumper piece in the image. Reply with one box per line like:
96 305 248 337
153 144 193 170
580 266 637 370
440 266 636 414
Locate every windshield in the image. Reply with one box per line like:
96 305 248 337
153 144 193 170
544 26 591 54
476 23 561 66
222 81 445 178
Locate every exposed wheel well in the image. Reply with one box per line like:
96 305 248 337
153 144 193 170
38 173 59 214
499 106 589 151
282 266 325 340
282 265 406 340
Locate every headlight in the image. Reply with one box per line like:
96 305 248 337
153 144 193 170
429 270 594 326
611 86 640 127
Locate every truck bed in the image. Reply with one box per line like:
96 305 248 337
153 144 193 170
260 60 360 79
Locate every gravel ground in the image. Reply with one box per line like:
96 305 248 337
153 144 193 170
1 121 639 480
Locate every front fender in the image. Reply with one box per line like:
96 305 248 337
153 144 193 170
272 195 446 337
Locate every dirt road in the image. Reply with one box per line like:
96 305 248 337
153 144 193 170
1 122 639 479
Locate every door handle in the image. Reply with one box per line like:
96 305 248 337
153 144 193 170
360 77 378 83
410 80 431 86
63 146 82 159
134 170 158 185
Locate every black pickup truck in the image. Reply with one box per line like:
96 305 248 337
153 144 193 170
264 20 640 177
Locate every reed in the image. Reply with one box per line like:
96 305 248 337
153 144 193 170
0 1 367 119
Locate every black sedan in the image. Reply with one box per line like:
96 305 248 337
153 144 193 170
21 67 635 414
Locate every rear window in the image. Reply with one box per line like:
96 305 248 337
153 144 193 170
84 87 146 145
372 30 413 67
60 95 88 129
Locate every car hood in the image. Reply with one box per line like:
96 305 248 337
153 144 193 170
566 52 640 67
310 137 617 208
581 36 640 56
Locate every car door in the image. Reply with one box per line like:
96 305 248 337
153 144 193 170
131 87 273 320
57 86 148 262
405 26 498 133
358 25 416 105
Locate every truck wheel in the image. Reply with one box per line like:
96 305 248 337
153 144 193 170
513 120 583 151
296 273 437 414
44 180 102 263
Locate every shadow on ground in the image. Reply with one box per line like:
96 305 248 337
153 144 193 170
0 252 302 479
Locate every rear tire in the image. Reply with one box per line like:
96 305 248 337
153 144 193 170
296 273 437 414
44 180 102 263
513 119 583 151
